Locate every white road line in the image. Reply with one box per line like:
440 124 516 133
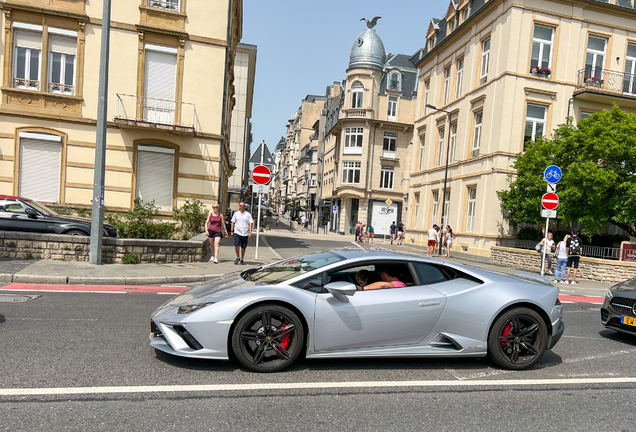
350 241 363 249
3 378 636 396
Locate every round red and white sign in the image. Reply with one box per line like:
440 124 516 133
252 165 271 185
541 192 559 210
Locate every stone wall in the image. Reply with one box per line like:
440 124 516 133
0 231 210 264
491 246 636 283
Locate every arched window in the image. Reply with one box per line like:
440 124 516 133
351 81 364 108
389 71 401 91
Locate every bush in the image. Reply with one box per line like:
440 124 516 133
517 227 543 241
173 199 208 240
106 199 176 239
121 253 139 264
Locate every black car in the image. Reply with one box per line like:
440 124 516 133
0 195 117 237
601 277 636 336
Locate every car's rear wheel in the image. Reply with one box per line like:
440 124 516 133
65 229 88 236
487 307 547 370
231 304 304 373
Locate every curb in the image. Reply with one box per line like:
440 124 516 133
0 274 225 285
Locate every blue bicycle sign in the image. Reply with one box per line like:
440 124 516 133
543 165 562 183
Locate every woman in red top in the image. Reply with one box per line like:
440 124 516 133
205 203 228 263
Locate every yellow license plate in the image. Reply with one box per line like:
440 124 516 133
621 316 636 327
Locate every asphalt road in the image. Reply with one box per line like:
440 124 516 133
1 285 635 431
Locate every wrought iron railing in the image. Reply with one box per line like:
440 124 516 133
496 238 623 260
576 67 636 96
148 0 179 12
229 151 237 169
13 78 40 90
114 94 198 131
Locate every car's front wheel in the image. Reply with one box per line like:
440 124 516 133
65 229 88 236
488 307 548 370
231 304 305 373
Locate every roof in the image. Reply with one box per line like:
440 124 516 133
348 27 386 71
0 195 23 201
386 53 417 69
303 95 328 103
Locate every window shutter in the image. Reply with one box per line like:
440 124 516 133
136 146 175 210
144 50 177 123
19 138 61 202
49 35 76 55
14 30 42 49
527 104 546 119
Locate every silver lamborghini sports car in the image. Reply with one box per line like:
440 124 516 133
150 249 564 372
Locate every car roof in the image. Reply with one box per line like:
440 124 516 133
329 247 432 262
0 195 25 201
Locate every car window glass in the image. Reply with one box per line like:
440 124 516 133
245 252 345 284
0 201 26 214
412 262 448 285
24 201 54 216
292 273 325 293
326 262 415 288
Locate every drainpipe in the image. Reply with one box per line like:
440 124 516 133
219 0 234 210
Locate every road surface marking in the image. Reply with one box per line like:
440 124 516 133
350 242 363 249
558 295 604 304
2 377 636 396
0 284 189 294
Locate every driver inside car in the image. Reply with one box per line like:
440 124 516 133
357 267 406 291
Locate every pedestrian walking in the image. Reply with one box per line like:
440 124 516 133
565 230 583 284
444 225 454 258
204 203 228 263
554 234 569 283
300 214 307 231
368 224 375 243
538 232 556 275
355 221 361 242
427 224 439 257
274 215 279 227
390 221 397 244
230 202 254 265
397 222 405 245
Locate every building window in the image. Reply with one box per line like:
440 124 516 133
472 111 483 158
424 80 430 115
351 81 364 108
462 8 469 22
387 95 397 119
431 190 439 226
524 104 547 144
344 127 364 154
419 135 426 171
383 131 397 158
586 35 607 79
480 38 490 85
48 31 77 95
466 187 476 233
144 45 178 125
456 58 464 98
380 166 394 189
436 128 445 167
18 132 62 202
13 27 43 90
342 161 361 184
623 44 636 95
449 122 457 163
442 190 450 228
443 66 451 105
530 25 554 72
149 0 180 12
311 174 316 187
413 193 420 228
136 145 175 210
580 111 593 120
389 71 401 90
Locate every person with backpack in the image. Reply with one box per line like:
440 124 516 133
554 234 569 283
565 230 583 284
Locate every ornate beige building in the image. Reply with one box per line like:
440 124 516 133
0 0 243 214
407 0 636 257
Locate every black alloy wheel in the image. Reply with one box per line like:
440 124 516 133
487 307 548 370
232 304 304 373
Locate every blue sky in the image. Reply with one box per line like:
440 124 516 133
241 0 449 154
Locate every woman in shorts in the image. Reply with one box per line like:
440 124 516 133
397 222 405 245
205 203 228 263
444 225 454 258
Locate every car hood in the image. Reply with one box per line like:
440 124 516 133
167 273 263 306
613 278 636 297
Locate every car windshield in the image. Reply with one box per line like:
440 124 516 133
25 200 56 216
244 251 345 285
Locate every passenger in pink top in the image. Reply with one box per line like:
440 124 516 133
359 267 406 291
205 203 228 264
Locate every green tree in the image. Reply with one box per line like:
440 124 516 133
498 105 636 237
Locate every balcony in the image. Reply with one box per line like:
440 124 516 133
114 94 199 134
575 68 636 99
343 108 372 119
229 151 237 169
148 0 180 12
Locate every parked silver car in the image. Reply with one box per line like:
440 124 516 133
150 249 564 372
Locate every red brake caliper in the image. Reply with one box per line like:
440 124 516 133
278 323 290 351
500 324 512 348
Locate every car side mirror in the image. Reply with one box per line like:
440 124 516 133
325 281 357 303
24 207 38 219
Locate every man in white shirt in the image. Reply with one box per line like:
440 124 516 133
231 202 254 265
300 214 306 231
427 224 439 257
539 232 555 275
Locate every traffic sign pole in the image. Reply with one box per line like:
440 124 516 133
255 147 264 260
541 216 549 276
540 165 561 277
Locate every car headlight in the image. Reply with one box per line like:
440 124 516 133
177 302 215 314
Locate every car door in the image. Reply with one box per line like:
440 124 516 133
313 261 447 352
0 200 48 233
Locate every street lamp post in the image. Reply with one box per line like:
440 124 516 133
426 104 452 257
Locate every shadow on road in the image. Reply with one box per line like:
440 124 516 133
599 329 636 347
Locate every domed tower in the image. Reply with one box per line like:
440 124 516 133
348 20 386 72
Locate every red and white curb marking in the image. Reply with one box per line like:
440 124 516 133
558 295 604 305
0 283 189 294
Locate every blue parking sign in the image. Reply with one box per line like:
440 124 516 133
333 205 338 213
543 165 562 183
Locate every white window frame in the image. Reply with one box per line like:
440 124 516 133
414 193 420 229
480 39 490 85
13 29 43 91
380 165 394 189
351 81 364 109
424 80 430 115
586 35 607 79
387 95 397 120
342 161 361 184
344 127 364 155
455 58 463 98
449 123 457 163
48 33 77 95
383 131 397 158
525 104 547 142
472 111 483 158
431 190 439 226
418 135 426 171
436 128 445 167
624 44 636 95
466 187 476 233
443 66 451 105
389 71 401 90
530 24 554 71
442 190 450 228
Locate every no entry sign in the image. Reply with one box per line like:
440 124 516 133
252 165 271 185
541 192 559 210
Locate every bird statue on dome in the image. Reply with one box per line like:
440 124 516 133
361 16 382 29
